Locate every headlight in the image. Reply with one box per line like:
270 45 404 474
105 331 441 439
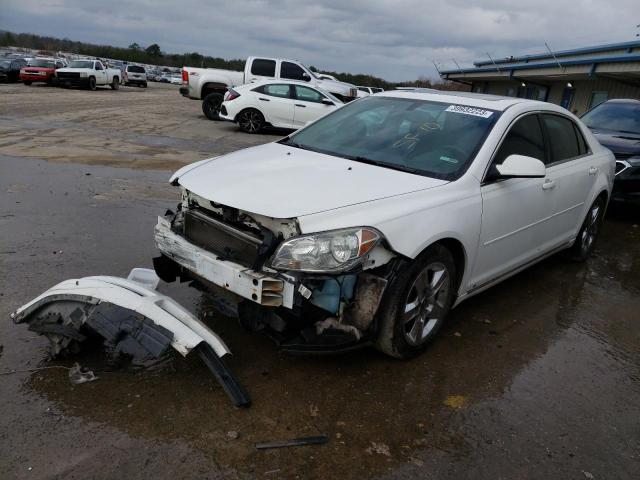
270 227 381 273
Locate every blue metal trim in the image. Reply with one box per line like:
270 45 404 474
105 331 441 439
441 53 640 75
473 40 640 67
589 63 598 78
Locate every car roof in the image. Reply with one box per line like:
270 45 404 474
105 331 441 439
601 98 640 105
379 90 540 111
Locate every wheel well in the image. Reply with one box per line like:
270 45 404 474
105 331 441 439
432 238 466 291
201 82 228 98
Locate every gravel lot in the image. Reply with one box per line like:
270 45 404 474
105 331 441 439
1 82 639 480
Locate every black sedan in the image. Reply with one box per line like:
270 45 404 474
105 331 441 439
582 99 640 205
0 57 28 83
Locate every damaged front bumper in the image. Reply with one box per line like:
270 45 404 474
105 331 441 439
154 212 394 353
154 215 295 308
11 269 251 407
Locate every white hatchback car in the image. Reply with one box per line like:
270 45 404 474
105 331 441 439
154 91 615 358
220 80 342 133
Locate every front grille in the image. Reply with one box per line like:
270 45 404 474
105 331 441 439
183 209 262 267
57 72 80 79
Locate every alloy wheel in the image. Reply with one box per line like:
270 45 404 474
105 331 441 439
403 262 450 346
581 201 601 254
239 111 262 133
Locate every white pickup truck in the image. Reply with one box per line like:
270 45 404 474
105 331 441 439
55 59 121 90
180 56 359 120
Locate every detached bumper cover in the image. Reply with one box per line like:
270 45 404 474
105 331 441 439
11 269 250 407
154 216 295 309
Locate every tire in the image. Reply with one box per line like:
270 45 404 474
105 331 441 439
142 82 147 88
23 81 32 86
88 76 96 91
376 244 457 359
237 109 265 134
202 92 224 120
111 77 119 90
567 195 605 262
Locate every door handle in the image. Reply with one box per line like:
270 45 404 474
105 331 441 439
258 97 270 101
542 179 556 190
295 104 306 108
588 166 598 175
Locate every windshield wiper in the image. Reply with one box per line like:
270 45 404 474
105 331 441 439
343 155 422 175
278 137 316 152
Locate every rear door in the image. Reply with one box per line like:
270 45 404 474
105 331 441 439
247 58 277 83
256 83 295 128
472 114 549 287
536 114 596 249
292 85 335 127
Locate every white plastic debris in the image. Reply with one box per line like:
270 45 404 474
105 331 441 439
68 363 98 384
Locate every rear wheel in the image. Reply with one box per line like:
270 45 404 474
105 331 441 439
376 244 456 359
23 81 32 86
88 76 96 91
111 77 119 90
202 92 224 120
237 109 265 134
568 196 605 261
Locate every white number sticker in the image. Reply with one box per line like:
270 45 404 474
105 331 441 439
445 105 494 118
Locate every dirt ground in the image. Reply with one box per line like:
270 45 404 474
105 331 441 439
0 82 639 480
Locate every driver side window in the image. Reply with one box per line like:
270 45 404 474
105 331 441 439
493 114 546 166
95 62 104 71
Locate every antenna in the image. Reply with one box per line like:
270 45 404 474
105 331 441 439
544 41 564 70
486 52 501 72
432 60 441 76
451 58 463 74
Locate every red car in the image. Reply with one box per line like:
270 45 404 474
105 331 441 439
20 58 66 85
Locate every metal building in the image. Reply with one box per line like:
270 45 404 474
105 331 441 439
440 41 640 115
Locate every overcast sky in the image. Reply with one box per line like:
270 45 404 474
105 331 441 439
1 0 638 81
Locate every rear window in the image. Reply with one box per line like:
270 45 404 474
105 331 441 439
251 59 276 77
127 65 145 73
541 114 582 163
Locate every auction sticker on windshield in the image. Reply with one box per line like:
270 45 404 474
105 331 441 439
445 105 494 118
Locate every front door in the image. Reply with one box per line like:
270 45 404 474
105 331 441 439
292 85 334 127
472 114 550 288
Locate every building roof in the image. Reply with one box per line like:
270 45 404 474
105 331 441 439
473 40 640 67
440 40 640 76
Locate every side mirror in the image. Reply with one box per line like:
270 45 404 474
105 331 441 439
321 98 334 106
302 73 311 82
496 154 546 178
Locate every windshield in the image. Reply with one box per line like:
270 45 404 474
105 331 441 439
581 102 640 135
128 65 145 73
68 60 94 69
29 59 55 68
0 60 10 68
283 96 499 180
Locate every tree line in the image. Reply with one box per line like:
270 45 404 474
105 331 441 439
0 30 467 90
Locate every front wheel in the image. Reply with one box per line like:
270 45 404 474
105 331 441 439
142 82 147 88
88 76 96 91
237 109 265 134
23 81 32 86
111 77 119 90
202 92 223 120
567 196 605 261
376 244 456 359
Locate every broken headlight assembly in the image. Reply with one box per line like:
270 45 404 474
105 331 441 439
269 227 381 273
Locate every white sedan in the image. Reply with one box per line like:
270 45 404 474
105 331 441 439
220 80 342 133
157 91 615 358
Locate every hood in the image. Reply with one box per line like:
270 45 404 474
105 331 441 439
316 78 356 95
174 143 448 218
56 67 90 73
23 67 55 73
591 129 640 157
